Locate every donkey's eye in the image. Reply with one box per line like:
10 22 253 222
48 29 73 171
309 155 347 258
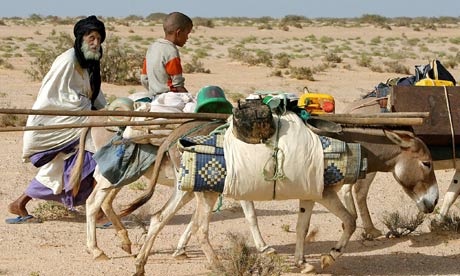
422 161 431 169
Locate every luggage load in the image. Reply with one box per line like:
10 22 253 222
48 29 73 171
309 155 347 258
297 87 335 115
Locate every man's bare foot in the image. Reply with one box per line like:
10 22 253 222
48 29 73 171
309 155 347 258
8 194 31 217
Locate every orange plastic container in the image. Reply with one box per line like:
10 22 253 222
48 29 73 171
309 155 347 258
298 93 335 115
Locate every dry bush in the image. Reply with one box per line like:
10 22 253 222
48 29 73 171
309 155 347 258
0 114 27 127
274 53 290 68
381 211 425 238
383 61 410 74
228 46 273 67
430 213 460 233
25 32 73 81
357 54 373 68
0 58 14 69
33 201 79 221
289 66 314 81
212 232 288 276
194 17 215 28
183 56 211 74
323 52 342 63
101 35 145 84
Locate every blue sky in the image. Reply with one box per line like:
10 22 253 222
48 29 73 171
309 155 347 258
1 0 459 18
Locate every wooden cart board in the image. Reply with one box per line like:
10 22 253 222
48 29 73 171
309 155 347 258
390 86 460 145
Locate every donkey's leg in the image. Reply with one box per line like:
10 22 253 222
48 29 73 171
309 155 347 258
438 169 460 220
352 172 382 238
86 178 112 260
239 200 275 254
294 200 315 273
317 187 356 270
134 189 194 276
194 192 222 271
100 187 131 254
172 211 197 259
340 184 357 220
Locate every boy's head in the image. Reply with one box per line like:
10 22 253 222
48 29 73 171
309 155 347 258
163 12 193 47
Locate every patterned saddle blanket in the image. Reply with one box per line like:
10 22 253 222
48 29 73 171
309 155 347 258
177 134 367 193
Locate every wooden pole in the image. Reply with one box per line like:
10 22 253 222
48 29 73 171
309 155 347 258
318 117 424 126
0 119 201 132
0 108 230 120
316 112 429 119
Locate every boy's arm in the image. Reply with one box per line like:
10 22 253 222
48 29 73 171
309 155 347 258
140 58 149 90
165 57 186 92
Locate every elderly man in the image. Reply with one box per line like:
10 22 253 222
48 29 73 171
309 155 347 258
6 15 107 223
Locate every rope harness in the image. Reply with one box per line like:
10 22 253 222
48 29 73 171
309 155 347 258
443 86 457 170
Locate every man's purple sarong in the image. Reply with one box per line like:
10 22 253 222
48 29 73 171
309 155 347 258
25 140 97 209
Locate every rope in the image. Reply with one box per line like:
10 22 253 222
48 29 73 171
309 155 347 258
213 194 223 213
261 114 286 199
443 86 457 169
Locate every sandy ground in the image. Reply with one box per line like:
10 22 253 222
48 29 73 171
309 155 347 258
1 19 460 276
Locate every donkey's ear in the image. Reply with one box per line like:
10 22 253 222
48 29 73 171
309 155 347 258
383 129 415 149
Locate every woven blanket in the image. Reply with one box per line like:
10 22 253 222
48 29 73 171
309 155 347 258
319 136 367 186
177 134 226 192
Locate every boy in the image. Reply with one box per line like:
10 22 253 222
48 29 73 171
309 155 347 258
144 12 193 96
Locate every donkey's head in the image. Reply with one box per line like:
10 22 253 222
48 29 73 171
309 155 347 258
384 129 439 213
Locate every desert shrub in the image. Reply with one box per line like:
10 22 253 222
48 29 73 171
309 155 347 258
357 54 373 68
33 201 78 220
359 14 388 25
0 114 27 127
274 53 290 68
323 52 342 63
25 32 73 80
289 66 314 81
382 211 425 238
270 70 283 77
0 20 5 26
228 46 273 67
101 35 145 84
280 15 309 29
383 61 410 74
146 12 167 21
430 213 460 233
0 58 14 69
183 56 211 74
194 17 215 28
212 232 288 276
226 91 246 103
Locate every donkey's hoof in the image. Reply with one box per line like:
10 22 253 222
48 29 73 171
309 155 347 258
121 243 132 255
301 263 316 274
364 227 383 239
260 246 276 255
172 248 188 260
320 254 335 269
94 251 110 261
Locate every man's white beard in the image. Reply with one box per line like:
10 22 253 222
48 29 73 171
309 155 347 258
81 41 101 61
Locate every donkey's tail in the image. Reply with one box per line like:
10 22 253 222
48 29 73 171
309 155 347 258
118 139 170 217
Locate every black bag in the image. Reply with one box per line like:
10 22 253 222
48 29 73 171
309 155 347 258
414 59 456 85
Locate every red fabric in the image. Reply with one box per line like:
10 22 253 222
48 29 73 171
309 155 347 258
141 58 147 74
165 57 182 76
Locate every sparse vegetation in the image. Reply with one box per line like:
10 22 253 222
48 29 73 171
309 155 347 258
183 56 211 73
212 233 289 276
381 211 425 238
32 201 79 221
430 213 460 233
